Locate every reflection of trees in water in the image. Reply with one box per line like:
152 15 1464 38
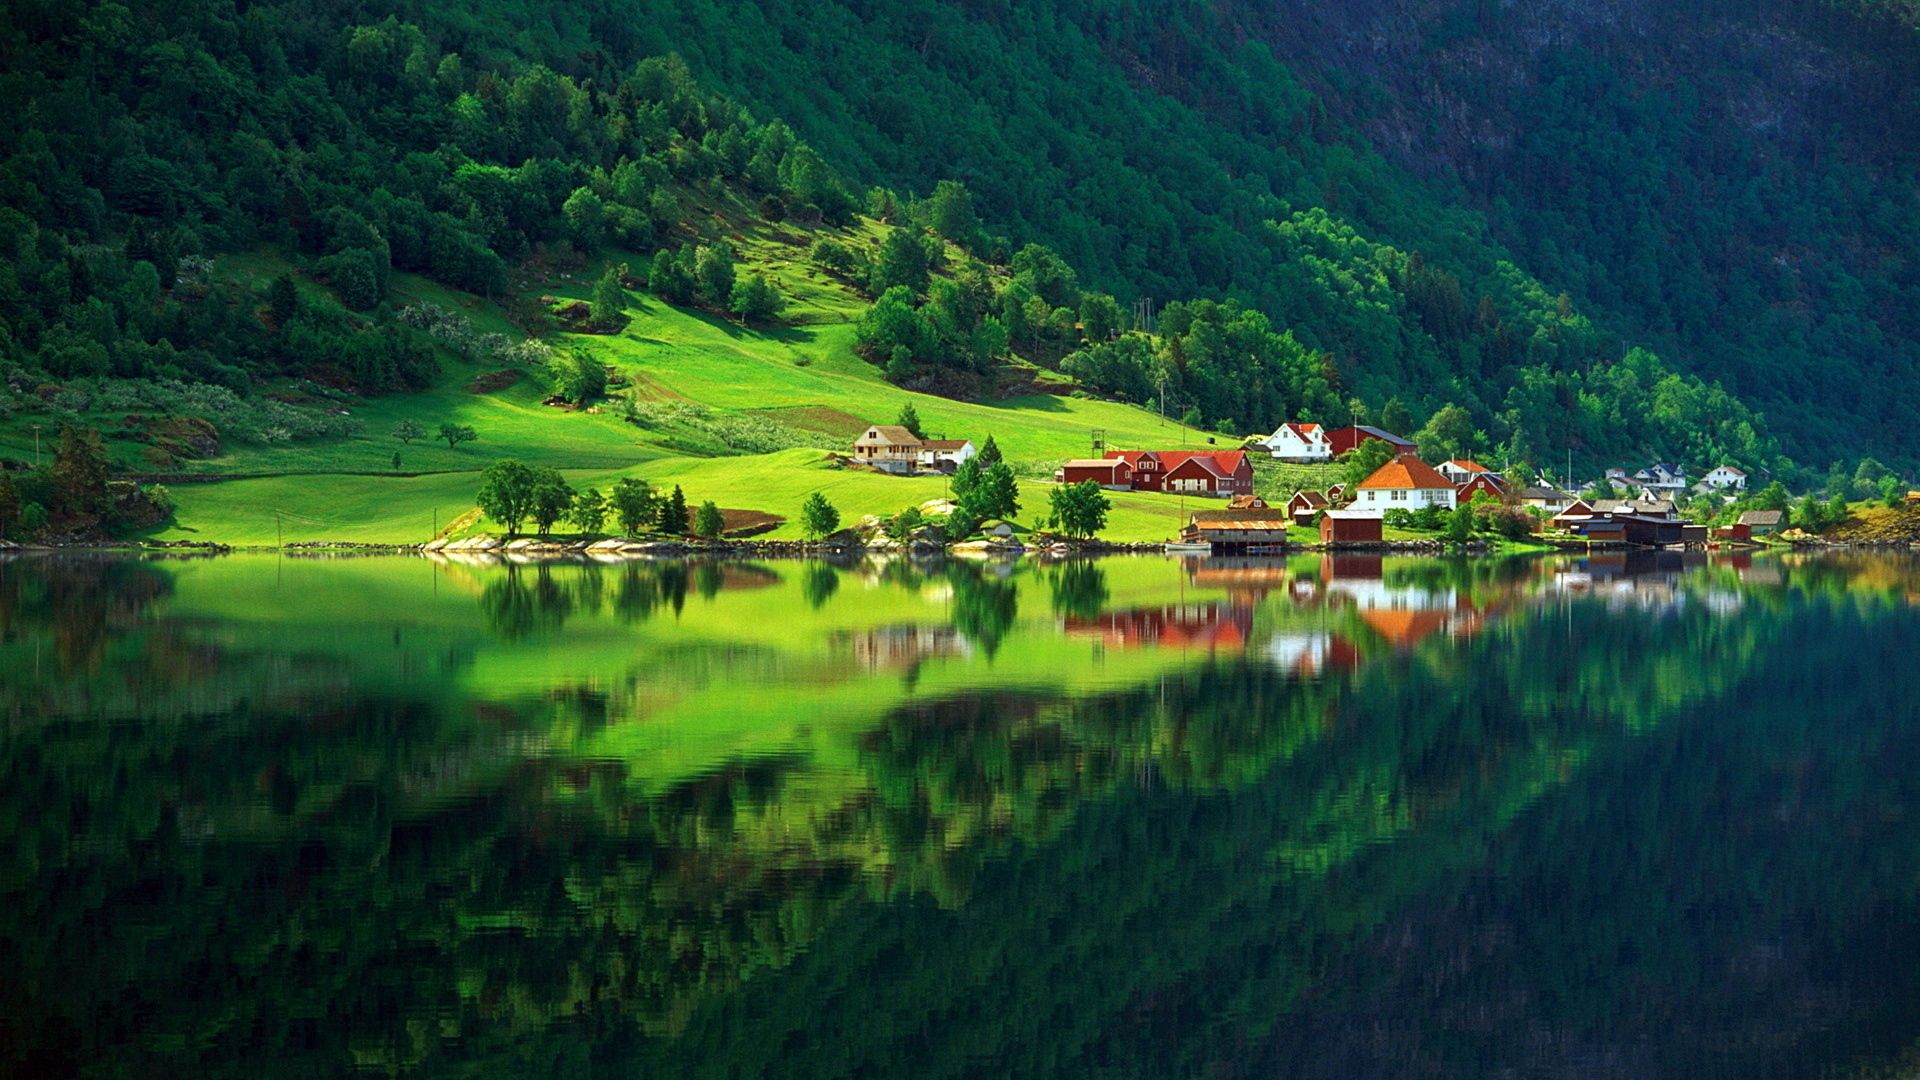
1047 559 1109 621
0 556 174 673
8 556 1920 1077
480 561 740 636
945 562 1019 658
801 562 839 610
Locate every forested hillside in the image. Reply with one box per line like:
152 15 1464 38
0 0 1914 504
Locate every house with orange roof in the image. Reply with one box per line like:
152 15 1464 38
1261 422 1333 462
1352 454 1458 511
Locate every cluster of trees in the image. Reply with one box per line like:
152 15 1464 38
477 462 722 538
0 8 850 404
0 423 170 539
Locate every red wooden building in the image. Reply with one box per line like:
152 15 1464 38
1325 425 1417 458
1055 458 1134 488
1103 450 1254 497
1319 510 1385 545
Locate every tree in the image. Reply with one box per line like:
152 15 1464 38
960 461 1020 522
976 435 1003 467
528 467 574 535
591 264 627 325
569 487 607 534
477 460 535 534
561 187 605 249
647 248 693 303
883 506 927 542
439 422 477 450
694 500 725 538
727 273 784 324
1078 293 1122 342
951 456 983 504
692 243 736 307
1379 398 1413 436
923 179 981 250
1049 480 1110 539
52 425 109 515
392 419 425 444
610 478 656 535
1414 403 1479 461
1340 438 1397 489
1445 504 1475 543
896 402 924 438
390 451 402 471
658 485 690 534
549 351 607 404
0 472 18 538
800 491 841 538
868 226 930 297
268 274 299 325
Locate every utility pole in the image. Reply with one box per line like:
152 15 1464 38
275 510 282 549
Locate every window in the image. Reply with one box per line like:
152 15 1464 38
1392 490 1406 501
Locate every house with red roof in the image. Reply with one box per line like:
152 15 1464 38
1352 454 1458 511
1261 422 1332 463
1326 425 1417 457
1102 449 1254 497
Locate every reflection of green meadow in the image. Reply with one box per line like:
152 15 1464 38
7 552 1920 1077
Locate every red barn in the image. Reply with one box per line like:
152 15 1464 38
1319 510 1384 545
1286 490 1330 525
1326 425 1417 458
1104 450 1254 497
1455 473 1509 504
1056 458 1134 488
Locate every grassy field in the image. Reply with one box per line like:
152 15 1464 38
138 216 1287 545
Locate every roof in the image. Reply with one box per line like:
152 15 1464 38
1189 520 1290 533
1287 490 1330 509
919 439 973 451
855 425 921 446
1061 458 1129 470
1190 508 1291 524
1165 455 1228 478
1710 464 1747 475
1338 424 1416 445
1739 510 1784 526
1356 454 1455 491
1443 459 1491 473
1518 485 1574 500
1593 499 1674 515
1269 422 1325 440
1106 449 1248 474
1324 509 1385 520
1227 495 1269 509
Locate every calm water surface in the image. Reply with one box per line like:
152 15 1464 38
3 550 1919 1078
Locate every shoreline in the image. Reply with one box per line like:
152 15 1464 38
6 536 1915 562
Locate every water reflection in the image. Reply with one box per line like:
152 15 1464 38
2 551 1919 1077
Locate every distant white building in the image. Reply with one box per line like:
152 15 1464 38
1261 422 1332 463
1436 459 1492 485
916 439 976 472
1702 464 1748 490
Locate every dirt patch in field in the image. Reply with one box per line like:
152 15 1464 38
625 372 692 402
467 369 523 394
721 509 785 537
750 405 870 437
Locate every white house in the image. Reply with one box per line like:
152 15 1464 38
1702 465 1747 490
1634 463 1688 492
916 439 976 472
1436 459 1492 484
1262 422 1332 463
1352 454 1457 511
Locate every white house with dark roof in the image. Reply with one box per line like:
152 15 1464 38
1702 464 1748 490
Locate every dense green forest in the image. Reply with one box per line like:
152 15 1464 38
0 0 1913 495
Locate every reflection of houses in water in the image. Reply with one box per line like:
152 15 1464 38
1550 551 1712 614
1065 603 1253 652
1186 557 1295 604
1265 632 1360 678
838 625 974 671
1286 554 1519 650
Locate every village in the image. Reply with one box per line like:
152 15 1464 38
841 415 1828 555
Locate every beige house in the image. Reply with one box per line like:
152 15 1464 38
853 425 923 474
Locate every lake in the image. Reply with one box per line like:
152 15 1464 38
3 550 1919 1078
